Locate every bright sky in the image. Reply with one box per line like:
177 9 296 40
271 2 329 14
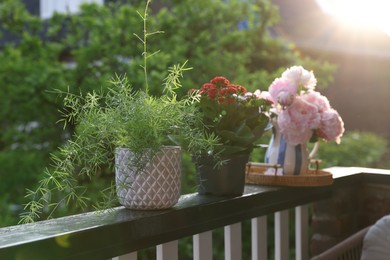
315 0 390 36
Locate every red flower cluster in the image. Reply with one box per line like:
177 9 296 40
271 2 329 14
199 76 247 103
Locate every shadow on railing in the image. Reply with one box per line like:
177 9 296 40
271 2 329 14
1 167 390 260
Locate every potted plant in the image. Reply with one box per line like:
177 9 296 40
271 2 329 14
20 1 195 223
176 76 272 196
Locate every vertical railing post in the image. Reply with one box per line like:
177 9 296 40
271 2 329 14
112 252 137 260
224 223 242 260
295 205 309 260
157 240 178 260
193 231 213 260
251 216 268 260
275 210 289 260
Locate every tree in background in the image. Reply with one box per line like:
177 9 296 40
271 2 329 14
1 0 384 227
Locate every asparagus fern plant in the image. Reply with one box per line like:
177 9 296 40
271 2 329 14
20 0 195 223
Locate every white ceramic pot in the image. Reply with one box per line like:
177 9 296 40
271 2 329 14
115 146 181 210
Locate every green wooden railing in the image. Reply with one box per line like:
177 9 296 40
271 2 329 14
1 167 389 260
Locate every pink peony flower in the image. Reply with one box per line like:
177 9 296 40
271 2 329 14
301 91 331 113
282 66 317 90
317 109 345 144
277 97 321 145
277 91 295 107
268 66 344 145
269 77 298 105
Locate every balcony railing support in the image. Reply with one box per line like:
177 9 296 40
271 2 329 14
113 252 137 260
275 210 290 260
295 205 309 260
157 240 178 260
251 216 268 260
224 222 242 260
193 231 212 260
1 167 389 260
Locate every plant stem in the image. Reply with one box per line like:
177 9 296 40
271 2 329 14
134 0 163 94
143 0 151 94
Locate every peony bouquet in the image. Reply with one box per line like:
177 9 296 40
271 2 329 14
266 66 344 145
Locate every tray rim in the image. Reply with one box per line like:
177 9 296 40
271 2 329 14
245 162 333 187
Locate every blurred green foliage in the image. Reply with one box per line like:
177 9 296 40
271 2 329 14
314 131 389 169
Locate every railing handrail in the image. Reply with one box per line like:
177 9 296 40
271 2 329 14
1 167 389 259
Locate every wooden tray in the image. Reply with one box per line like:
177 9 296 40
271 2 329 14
245 162 333 187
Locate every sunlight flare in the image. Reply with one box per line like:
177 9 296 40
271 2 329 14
316 0 390 36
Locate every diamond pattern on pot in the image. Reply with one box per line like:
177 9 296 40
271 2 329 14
115 147 181 210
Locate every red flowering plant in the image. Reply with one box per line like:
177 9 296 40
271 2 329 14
185 76 272 159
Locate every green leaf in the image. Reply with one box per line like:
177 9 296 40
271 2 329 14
218 124 255 145
217 145 250 156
